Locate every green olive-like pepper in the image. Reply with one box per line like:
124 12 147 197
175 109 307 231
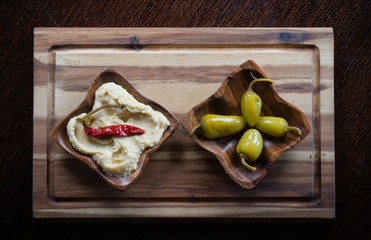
241 75 274 127
236 129 263 171
255 116 302 137
190 114 247 139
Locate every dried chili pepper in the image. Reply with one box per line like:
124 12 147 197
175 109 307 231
81 105 145 139
84 124 145 139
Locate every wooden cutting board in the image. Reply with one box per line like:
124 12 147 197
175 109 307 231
33 28 334 219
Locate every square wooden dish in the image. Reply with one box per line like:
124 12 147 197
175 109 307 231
33 28 334 219
50 68 178 190
181 60 311 189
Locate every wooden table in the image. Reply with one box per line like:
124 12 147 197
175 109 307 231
1 0 369 239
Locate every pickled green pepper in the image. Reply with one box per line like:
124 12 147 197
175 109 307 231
241 74 274 127
255 116 302 137
190 114 247 139
236 129 263 171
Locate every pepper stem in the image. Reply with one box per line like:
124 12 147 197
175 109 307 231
190 122 202 136
81 105 124 127
250 72 257 80
239 153 256 171
248 78 275 92
287 126 302 136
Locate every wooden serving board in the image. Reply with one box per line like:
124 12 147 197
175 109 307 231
33 28 334 219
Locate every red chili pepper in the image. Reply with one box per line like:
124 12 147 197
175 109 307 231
84 125 145 139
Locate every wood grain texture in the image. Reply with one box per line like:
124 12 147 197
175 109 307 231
33 28 333 219
1 0 369 239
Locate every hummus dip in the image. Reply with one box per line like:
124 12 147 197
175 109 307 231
67 82 170 177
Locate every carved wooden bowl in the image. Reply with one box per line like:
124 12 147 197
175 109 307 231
50 68 178 190
181 60 311 189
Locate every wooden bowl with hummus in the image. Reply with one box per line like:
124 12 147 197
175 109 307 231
50 68 178 190
181 60 311 189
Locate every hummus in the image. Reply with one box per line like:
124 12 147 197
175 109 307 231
67 82 170 177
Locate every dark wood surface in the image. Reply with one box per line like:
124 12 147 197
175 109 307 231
1 0 369 239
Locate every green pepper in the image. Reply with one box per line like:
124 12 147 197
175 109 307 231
255 116 302 137
236 129 263 171
241 74 274 127
190 114 247 139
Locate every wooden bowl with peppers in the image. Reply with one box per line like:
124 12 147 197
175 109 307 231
50 68 179 190
181 60 311 189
